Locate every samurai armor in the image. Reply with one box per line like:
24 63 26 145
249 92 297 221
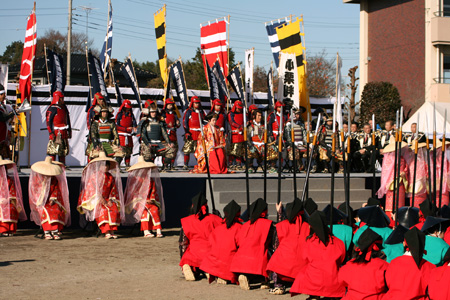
182 138 197 154
227 141 245 157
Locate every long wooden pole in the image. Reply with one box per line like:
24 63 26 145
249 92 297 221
426 114 433 202
103 0 111 82
277 110 283 204
243 105 250 211
263 110 268 202
395 107 403 226
433 102 437 205
291 109 297 199
412 113 420 207
129 53 143 111
199 113 215 212
439 109 447 208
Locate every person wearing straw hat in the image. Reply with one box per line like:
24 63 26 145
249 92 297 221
124 156 165 238
408 142 429 208
161 98 181 171
77 152 124 239
384 228 436 300
87 107 122 160
0 156 26 236
46 91 72 166
115 99 137 170
0 84 16 160
29 156 70 240
377 137 409 215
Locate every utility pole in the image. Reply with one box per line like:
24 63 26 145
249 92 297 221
66 0 72 85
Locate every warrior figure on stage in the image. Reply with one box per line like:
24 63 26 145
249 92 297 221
124 156 165 238
87 107 122 160
0 84 16 160
161 99 180 170
140 103 174 166
29 157 70 240
182 96 206 170
46 91 71 165
228 100 245 170
115 99 136 169
247 109 267 172
78 152 124 239
0 156 26 236
285 108 307 172
267 101 287 172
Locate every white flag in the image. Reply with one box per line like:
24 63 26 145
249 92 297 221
245 48 254 105
335 54 343 131
278 52 299 108
0 64 8 90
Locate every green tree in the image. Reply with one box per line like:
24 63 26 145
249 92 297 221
360 81 401 127
0 41 24 65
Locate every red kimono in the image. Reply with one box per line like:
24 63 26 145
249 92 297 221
338 258 388 300
384 255 435 300
290 235 346 298
0 177 20 233
179 214 222 268
41 177 66 232
428 264 450 300
229 218 273 277
200 221 242 283
266 215 309 281
140 180 162 231
93 173 121 234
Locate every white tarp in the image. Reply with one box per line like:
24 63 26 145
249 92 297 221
403 101 450 138
6 83 340 167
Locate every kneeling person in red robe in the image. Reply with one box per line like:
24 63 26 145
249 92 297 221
179 191 222 281
428 249 450 300
230 198 273 290
200 200 242 284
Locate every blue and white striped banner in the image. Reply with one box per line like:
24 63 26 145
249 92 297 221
265 18 288 68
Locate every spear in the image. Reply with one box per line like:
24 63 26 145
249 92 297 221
290 109 298 198
198 113 216 213
371 114 377 197
263 109 268 202
330 111 336 232
277 109 284 204
439 109 447 208
243 105 250 209
392 110 399 214
412 113 420 208
346 113 351 211
306 112 310 199
426 113 433 202
395 106 403 227
301 113 322 202
340 114 350 226
433 102 437 205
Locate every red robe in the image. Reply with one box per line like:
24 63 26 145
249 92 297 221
384 255 435 300
140 180 162 231
200 222 242 283
338 258 388 300
0 177 19 233
93 173 121 233
266 215 309 281
229 218 273 277
290 235 346 298
428 264 450 300
41 177 66 232
179 214 223 268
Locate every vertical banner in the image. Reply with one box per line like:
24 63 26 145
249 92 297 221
200 17 229 81
19 8 37 103
0 64 8 90
87 51 109 103
244 48 254 106
227 65 245 103
276 18 310 119
205 58 221 101
264 18 288 68
169 59 189 110
154 5 167 85
100 0 113 76
212 58 229 101
335 53 343 130
46 49 66 94
267 66 274 108
120 57 142 110
278 53 299 108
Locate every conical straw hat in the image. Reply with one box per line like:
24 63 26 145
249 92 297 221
31 156 63 176
410 142 428 150
88 151 118 168
383 136 408 154
0 155 15 167
127 156 157 172
434 139 450 149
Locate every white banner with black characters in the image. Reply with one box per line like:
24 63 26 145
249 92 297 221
244 48 254 106
278 52 299 108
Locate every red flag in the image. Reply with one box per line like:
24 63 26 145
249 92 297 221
19 8 37 103
200 18 228 81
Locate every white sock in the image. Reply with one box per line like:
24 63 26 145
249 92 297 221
156 229 162 235
144 230 151 235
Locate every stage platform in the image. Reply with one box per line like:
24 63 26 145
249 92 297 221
16 168 380 228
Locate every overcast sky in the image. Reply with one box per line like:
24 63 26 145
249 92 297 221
0 0 360 92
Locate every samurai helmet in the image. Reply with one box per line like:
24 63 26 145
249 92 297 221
52 90 64 104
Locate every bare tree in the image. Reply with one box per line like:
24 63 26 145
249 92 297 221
346 66 358 122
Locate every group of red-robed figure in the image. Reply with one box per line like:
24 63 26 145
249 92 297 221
178 193 450 299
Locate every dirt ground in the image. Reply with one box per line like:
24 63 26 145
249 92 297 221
0 229 308 300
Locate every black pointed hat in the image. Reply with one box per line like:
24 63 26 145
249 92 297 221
308 211 330 245
322 204 348 225
440 205 450 218
338 202 355 225
357 206 390 228
358 228 383 252
405 227 426 268
397 206 420 229
304 198 318 216
191 190 208 214
420 216 450 234
367 197 381 207
287 197 303 223
250 198 267 223
223 200 241 229
419 198 437 218
385 225 409 245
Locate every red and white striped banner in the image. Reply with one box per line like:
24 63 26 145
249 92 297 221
19 9 37 103
200 18 228 81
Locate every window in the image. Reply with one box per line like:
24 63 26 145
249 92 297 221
443 55 450 83
444 0 450 16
